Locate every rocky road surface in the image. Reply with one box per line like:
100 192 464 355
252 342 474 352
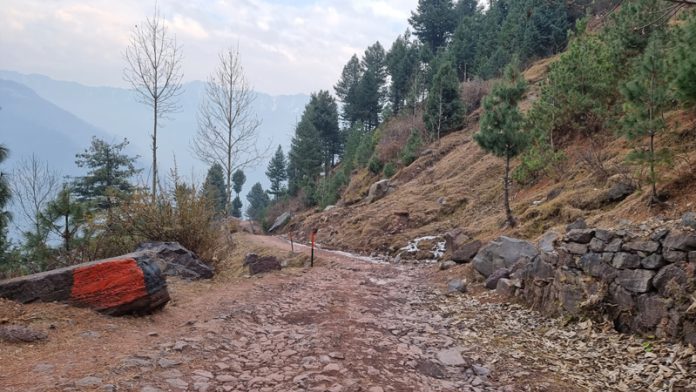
2 235 695 392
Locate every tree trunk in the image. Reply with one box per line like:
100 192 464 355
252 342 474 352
152 101 158 203
649 131 658 204
504 152 516 228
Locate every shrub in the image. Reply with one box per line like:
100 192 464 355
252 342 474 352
368 156 384 174
401 128 423 166
383 162 396 178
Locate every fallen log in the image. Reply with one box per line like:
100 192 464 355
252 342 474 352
0 253 170 316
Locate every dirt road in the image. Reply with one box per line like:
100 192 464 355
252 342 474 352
1 235 692 392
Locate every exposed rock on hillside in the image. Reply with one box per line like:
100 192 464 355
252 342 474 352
135 242 214 280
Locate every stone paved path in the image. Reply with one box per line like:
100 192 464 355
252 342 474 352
4 235 695 392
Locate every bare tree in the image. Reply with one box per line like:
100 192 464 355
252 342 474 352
11 154 60 242
191 47 265 210
124 5 183 201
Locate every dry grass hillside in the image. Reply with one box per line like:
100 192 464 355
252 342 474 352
283 58 696 255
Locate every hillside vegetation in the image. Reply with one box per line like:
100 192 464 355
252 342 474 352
264 0 696 254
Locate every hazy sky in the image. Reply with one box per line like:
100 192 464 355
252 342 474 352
0 0 419 95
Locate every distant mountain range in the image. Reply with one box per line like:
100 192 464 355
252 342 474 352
0 69 309 194
0 70 310 236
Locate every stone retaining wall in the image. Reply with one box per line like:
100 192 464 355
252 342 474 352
472 220 696 344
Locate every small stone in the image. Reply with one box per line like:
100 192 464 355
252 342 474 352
328 352 345 360
158 358 181 369
472 365 491 377
33 363 54 373
75 376 102 387
193 370 214 379
485 268 510 290
439 260 457 271
595 229 613 242
616 269 655 293
564 242 588 255
622 240 659 253
682 212 696 229
566 219 587 232
663 250 687 263
566 229 594 244
604 238 623 252
102 385 116 392
216 374 236 382
323 363 342 372
447 279 467 294
641 254 666 270
80 331 101 338
193 382 211 392
173 341 188 351
165 378 188 390
589 238 605 252
437 348 467 366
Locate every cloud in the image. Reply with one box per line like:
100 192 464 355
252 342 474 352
0 0 419 94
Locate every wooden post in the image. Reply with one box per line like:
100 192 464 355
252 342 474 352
310 229 318 268
289 233 294 253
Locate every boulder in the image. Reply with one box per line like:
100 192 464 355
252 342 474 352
589 238 605 252
641 254 666 270
653 264 687 297
682 212 696 230
604 238 623 252
566 218 587 232
439 260 457 271
622 240 659 253
580 253 617 281
608 283 635 310
472 237 539 278
603 182 635 203
268 212 292 233
612 253 641 269
485 268 510 290
451 240 482 263
566 229 595 244
538 231 560 254
243 254 282 275
564 242 588 255
0 325 48 343
662 231 696 251
496 278 519 297
663 250 687 263
0 254 170 316
135 242 214 280
365 180 393 204
635 295 671 330
615 269 655 293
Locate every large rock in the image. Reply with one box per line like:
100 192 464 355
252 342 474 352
451 240 482 263
682 212 696 230
472 237 539 278
135 242 214 280
615 269 655 293
0 254 170 316
365 179 393 204
653 264 688 297
485 268 510 290
268 212 292 233
662 231 696 251
244 254 282 275
603 182 635 203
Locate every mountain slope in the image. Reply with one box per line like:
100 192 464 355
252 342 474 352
0 79 110 173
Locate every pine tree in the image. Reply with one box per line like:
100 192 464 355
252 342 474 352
202 163 227 214
621 35 671 204
231 169 246 218
386 32 419 115
42 186 86 252
409 0 457 52
334 55 364 126
307 91 341 173
455 0 478 20
450 16 480 81
74 137 140 212
474 64 528 227
0 144 11 254
266 146 288 199
424 60 465 140
288 114 323 196
673 13 696 106
245 182 270 222
356 42 387 130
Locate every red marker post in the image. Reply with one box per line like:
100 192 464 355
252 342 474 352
310 228 318 268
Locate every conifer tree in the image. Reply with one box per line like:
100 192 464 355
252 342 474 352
673 13 696 106
74 137 140 212
386 32 419 115
621 36 671 204
42 186 86 252
266 146 288 199
245 182 270 222
424 60 465 140
334 55 364 126
409 0 457 52
231 169 246 218
307 91 341 173
202 163 227 214
474 64 528 227
288 115 323 196
357 42 387 130
450 16 480 81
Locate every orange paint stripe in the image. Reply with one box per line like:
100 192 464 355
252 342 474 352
70 259 148 310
